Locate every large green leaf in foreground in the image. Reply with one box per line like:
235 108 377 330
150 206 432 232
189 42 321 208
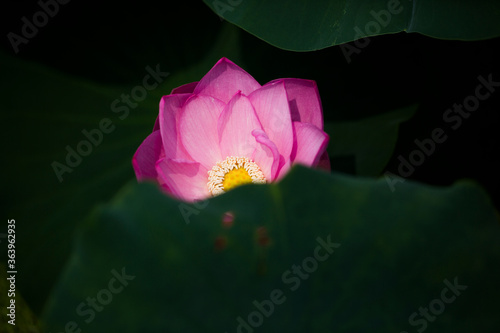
204 0 500 51
42 166 499 332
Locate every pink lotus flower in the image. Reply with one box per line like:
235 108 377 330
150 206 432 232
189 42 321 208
132 58 329 202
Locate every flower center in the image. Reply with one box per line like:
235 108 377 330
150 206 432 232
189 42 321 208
223 167 252 191
208 156 266 196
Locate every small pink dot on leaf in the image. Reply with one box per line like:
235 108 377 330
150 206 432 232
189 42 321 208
222 211 234 228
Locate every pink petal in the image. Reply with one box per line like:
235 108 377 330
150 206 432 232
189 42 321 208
269 78 324 130
178 94 224 169
159 94 192 160
132 130 163 181
249 80 294 171
154 82 198 131
291 121 329 167
171 81 198 94
194 58 261 104
251 129 280 181
218 93 262 158
156 158 209 202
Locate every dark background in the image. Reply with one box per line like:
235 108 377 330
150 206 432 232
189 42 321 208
1 0 499 316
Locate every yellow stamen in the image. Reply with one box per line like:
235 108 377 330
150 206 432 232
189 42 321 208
223 167 252 191
208 156 266 196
